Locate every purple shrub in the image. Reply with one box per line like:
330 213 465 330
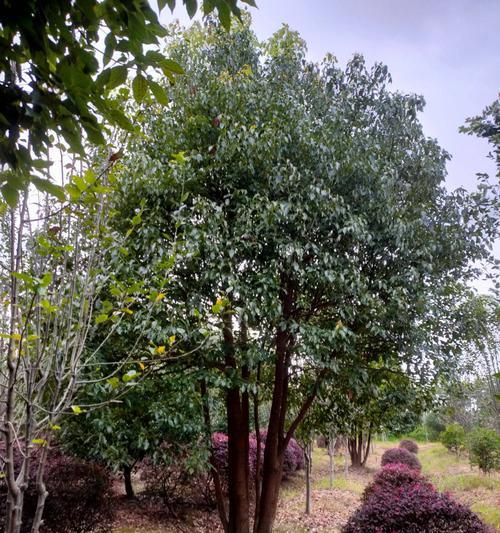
380 446 421 470
343 478 493 533
283 437 305 475
399 439 419 454
362 463 429 502
0 446 113 533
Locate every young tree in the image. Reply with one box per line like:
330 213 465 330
114 20 498 533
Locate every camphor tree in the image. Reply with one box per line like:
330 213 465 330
0 0 256 205
113 18 499 533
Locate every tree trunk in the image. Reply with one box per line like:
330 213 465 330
226 387 250 533
305 442 312 515
343 438 349 477
123 465 135 499
328 433 336 489
224 314 250 533
200 380 228 532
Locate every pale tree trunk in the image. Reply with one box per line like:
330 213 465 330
343 438 349 477
328 433 336 489
304 442 312 515
31 444 50 533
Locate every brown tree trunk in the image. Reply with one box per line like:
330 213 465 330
224 314 250 533
361 427 372 467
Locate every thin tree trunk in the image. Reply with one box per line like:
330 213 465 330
361 427 372 467
201 380 228 533
253 364 262 532
305 442 312 515
31 444 50 533
343 439 349 477
328 434 336 489
123 465 135 499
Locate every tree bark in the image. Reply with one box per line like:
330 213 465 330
305 442 312 515
123 465 135 499
224 314 250 533
328 433 336 489
201 380 228 533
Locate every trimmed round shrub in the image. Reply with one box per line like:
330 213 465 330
283 437 305 475
381 447 421 470
362 463 429 502
343 478 492 532
0 447 114 533
399 439 419 454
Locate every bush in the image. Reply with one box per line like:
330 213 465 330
141 446 213 508
283 437 305 475
0 447 114 533
408 425 428 442
467 428 500 474
362 463 429 502
343 478 493 532
440 423 466 456
399 439 419 454
380 447 421 470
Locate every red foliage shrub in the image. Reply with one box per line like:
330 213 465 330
362 463 428 502
343 478 493 533
0 447 113 533
399 439 419 454
283 437 305 475
380 446 421 470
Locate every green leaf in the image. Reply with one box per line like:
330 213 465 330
95 314 109 324
1 183 19 207
132 73 148 102
106 108 134 131
122 370 139 383
31 177 66 201
107 65 128 90
185 0 197 18
107 377 120 389
148 80 169 105
160 59 185 75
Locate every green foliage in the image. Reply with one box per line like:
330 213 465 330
467 427 500 474
407 426 429 442
0 0 254 205
440 423 466 456
424 412 446 441
61 372 206 476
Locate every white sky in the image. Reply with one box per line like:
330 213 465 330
163 0 500 290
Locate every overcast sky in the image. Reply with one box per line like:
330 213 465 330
165 0 500 287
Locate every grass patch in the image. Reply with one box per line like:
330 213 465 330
314 475 365 495
471 503 500 530
419 443 462 473
434 473 499 492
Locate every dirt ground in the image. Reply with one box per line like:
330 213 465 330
111 441 500 533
